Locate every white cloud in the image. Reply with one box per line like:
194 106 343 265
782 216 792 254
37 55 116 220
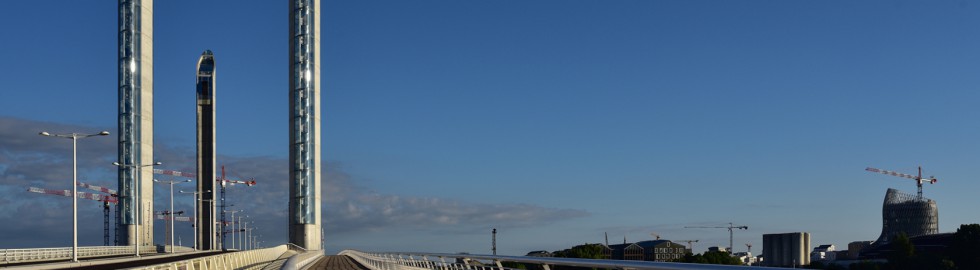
0 116 588 248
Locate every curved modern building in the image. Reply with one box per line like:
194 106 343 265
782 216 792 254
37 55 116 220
874 188 938 245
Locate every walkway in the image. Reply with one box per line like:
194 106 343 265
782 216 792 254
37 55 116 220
307 255 371 270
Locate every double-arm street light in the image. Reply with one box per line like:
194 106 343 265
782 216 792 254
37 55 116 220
154 178 191 253
39 130 110 262
180 189 211 251
112 161 161 258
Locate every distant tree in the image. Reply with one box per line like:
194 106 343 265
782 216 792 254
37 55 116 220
885 232 917 270
552 244 607 259
949 224 980 269
501 262 527 270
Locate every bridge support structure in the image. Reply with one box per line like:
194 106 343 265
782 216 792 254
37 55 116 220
117 0 154 249
197 51 218 250
289 0 322 251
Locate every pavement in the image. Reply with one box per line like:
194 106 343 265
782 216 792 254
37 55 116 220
307 255 371 270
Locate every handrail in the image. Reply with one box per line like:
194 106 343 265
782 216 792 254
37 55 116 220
132 244 288 270
0 245 159 264
281 249 324 270
340 250 793 270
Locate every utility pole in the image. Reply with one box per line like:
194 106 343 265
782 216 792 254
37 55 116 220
492 228 497 255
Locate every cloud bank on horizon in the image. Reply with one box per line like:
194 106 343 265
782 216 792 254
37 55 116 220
0 116 588 249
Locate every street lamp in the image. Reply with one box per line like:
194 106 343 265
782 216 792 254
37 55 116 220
180 189 210 251
112 161 161 257
223 209 241 250
238 216 248 250
38 130 109 262
154 178 191 253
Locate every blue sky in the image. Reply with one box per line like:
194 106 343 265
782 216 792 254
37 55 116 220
2 0 980 256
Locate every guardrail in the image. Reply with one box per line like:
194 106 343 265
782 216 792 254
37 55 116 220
0 245 158 264
131 244 289 270
339 250 793 270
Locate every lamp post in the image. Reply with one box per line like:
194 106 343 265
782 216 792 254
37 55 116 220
238 216 247 250
243 223 250 250
180 190 211 251
112 161 161 258
39 130 109 262
223 209 241 250
154 178 191 253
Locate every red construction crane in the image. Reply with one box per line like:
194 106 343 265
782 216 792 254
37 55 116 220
27 187 118 203
865 166 938 199
152 167 257 186
153 166 256 248
27 185 118 245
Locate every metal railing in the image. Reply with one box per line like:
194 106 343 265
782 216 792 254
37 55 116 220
340 250 792 270
0 245 158 264
131 244 289 270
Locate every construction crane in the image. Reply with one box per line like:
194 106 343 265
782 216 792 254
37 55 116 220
865 166 938 199
27 185 118 245
675 240 699 251
649 232 661 240
75 182 118 246
152 167 257 186
684 223 748 253
156 210 188 249
153 166 256 246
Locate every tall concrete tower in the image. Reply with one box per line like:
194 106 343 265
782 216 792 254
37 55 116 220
196 51 218 250
289 0 322 250
117 0 154 248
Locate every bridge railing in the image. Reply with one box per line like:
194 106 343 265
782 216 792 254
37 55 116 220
339 250 792 270
0 245 158 264
131 244 289 270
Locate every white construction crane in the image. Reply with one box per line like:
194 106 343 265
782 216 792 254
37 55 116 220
684 222 748 253
865 166 937 199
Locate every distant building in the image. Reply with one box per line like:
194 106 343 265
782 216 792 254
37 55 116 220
847 241 873 259
859 233 953 259
609 243 643 260
635 240 688 262
763 232 810 267
733 252 756 265
526 250 552 257
707 246 729 253
811 244 836 261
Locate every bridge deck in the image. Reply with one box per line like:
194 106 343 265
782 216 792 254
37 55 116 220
308 255 371 270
